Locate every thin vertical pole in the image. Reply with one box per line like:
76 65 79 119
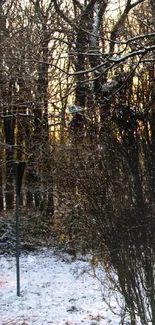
15 169 20 297
14 161 26 297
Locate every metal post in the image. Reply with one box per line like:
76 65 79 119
15 187 20 296
14 161 26 297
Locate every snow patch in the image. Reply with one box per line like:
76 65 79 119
0 249 121 325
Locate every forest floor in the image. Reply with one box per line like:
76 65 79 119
0 247 126 325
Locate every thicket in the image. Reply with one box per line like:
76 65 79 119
1 0 155 324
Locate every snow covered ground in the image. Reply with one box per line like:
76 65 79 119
0 248 122 325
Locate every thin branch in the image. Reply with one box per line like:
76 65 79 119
118 32 155 45
109 0 146 53
108 54 144 101
109 45 155 63
52 0 76 28
22 41 155 78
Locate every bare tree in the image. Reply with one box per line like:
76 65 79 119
51 1 155 324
